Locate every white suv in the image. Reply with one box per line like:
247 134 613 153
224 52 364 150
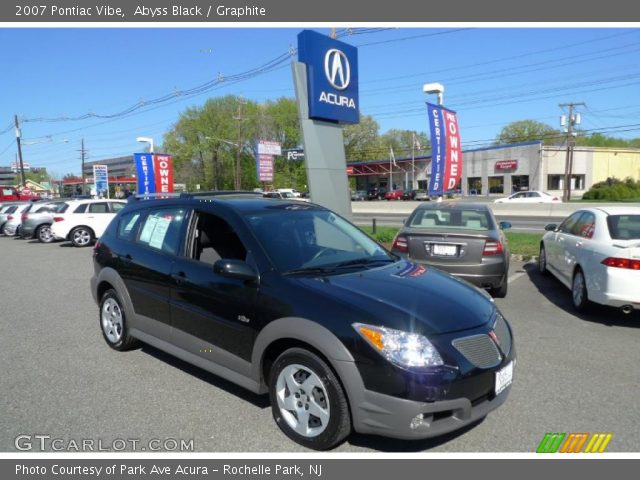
51 199 127 247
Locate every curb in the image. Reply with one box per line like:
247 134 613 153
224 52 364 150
511 254 538 262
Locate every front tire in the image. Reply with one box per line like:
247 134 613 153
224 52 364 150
36 224 54 243
539 244 549 275
99 289 139 351
572 268 590 313
70 226 94 247
269 348 351 450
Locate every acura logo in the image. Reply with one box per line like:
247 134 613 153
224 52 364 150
324 49 350 90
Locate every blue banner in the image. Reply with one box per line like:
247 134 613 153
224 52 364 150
427 103 445 196
134 153 156 195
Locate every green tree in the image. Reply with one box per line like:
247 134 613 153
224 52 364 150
495 120 562 145
343 114 383 161
380 129 430 159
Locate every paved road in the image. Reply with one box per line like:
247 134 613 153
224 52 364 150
353 213 561 233
1 236 638 452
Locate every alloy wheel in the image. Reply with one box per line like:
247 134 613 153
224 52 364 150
275 364 330 438
101 298 123 344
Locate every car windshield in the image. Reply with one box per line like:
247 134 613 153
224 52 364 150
246 207 394 273
407 208 492 231
607 215 640 240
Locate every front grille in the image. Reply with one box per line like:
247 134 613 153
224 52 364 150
452 334 502 368
493 312 512 356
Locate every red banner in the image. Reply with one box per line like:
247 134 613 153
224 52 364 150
443 110 462 191
153 154 174 193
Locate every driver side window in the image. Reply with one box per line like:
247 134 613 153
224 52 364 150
558 212 583 234
190 212 247 265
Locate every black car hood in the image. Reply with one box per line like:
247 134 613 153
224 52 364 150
292 261 495 336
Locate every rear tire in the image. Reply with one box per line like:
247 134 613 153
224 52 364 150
99 289 139 351
490 279 508 298
36 224 54 243
572 268 591 313
269 348 351 450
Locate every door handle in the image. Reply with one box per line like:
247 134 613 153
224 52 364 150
171 272 187 285
576 241 583 247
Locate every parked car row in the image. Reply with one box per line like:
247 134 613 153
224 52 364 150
0 198 126 247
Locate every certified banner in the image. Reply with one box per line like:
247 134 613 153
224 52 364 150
427 103 462 196
134 153 156 195
92 164 109 198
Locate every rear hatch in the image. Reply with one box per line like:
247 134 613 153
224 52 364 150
404 229 490 265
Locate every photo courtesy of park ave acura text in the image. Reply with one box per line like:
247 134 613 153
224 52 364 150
1 20 640 455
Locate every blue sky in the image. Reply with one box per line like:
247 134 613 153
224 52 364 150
0 27 639 177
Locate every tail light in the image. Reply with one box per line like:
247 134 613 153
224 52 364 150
93 239 101 251
53 216 64 222
483 240 504 256
21 214 29 221
602 257 640 270
392 234 409 253
7 215 13 220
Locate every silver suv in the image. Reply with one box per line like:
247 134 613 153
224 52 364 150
20 200 71 243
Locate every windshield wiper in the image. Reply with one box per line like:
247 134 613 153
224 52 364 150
330 257 395 269
283 266 334 276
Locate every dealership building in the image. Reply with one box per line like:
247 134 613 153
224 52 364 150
348 141 640 197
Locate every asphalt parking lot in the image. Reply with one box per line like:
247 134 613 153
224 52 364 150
1 236 639 452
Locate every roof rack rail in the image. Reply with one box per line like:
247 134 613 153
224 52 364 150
128 192 182 202
179 191 263 198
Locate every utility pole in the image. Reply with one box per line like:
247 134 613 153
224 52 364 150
14 115 26 187
234 98 246 190
79 138 87 195
559 102 585 202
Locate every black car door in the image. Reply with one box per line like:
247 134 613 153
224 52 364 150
115 206 189 341
170 209 258 370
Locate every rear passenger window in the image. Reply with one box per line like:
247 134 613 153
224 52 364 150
117 212 142 242
74 204 87 213
138 208 187 255
111 202 125 213
89 203 109 214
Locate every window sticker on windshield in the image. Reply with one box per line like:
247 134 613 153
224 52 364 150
148 217 171 250
139 216 159 244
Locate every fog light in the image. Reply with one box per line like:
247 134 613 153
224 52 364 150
410 414 425 430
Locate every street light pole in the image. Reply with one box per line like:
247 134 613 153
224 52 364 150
136 136 154 153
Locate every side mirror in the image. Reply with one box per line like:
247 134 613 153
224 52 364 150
213 259 259 283
402 218 408 225
499 221 512 230
544 224 558 231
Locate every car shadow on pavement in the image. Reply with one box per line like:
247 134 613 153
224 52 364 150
524 263 640 327
140 344 271 409
347 418 485 452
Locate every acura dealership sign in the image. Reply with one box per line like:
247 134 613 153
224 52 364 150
298 30 359 124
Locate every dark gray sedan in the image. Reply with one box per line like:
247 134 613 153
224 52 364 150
391 203 511 297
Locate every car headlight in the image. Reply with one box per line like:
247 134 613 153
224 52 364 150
353 323 444 368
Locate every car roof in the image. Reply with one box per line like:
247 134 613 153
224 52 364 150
590 205 640 216
64 198 127 205
416 202 490 211
124 192 325 213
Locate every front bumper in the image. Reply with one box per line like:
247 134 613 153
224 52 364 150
353 381 512 440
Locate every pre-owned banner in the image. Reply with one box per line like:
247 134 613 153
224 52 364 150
427 103 462 196
153 155 175 194
134 153 156 195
